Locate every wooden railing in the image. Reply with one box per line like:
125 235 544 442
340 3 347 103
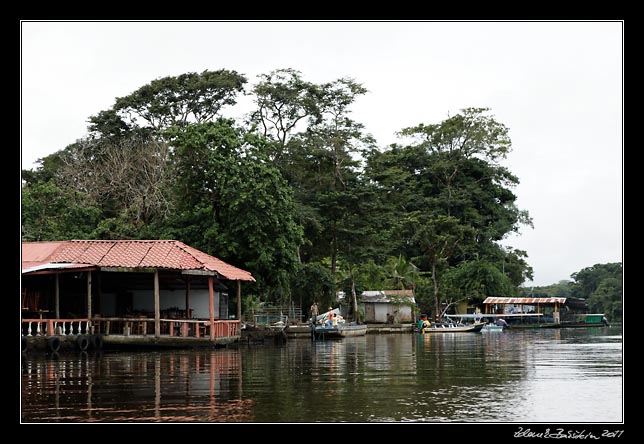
22 319 91 337
91 318 240 340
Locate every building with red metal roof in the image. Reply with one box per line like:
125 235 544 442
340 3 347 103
22 240 255 281
21 240 254 348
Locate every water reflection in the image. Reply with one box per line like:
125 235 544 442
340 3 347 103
22 326 622 423
22 349 251 422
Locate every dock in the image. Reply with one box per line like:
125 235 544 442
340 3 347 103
366 324 414 334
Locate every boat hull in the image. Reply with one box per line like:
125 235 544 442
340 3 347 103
482 324 504 332
314 324 367 339
420 322 485 333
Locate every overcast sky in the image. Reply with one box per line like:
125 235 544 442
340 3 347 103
20 21 623 287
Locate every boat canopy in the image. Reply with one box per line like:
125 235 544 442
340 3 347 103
446 313 543 319
483 297 588 310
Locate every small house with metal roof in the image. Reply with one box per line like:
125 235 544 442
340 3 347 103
359 290 416 324
21 240 255 350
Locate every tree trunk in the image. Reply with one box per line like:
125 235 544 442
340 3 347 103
331 226 337 275
350 265 359 323
432 262 440 321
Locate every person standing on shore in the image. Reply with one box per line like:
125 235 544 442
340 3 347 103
310 301 319 323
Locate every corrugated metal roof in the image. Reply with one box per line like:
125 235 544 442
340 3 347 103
360 290 415 304
22 240 255 281
21 262 96 273
483 297 568 304
21 242 65 262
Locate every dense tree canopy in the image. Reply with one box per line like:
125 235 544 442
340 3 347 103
21 68 588 321
89 69 247 138
364 107 533 316
162 120 304 300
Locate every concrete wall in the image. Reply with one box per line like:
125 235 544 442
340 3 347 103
360 302 413 323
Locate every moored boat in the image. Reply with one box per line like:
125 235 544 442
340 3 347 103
481 323 505 332
313 322 367 339
419 321 485 333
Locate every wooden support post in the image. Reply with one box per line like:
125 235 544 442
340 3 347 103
154 270 160 338
185 276 191 319
95 272 101 317
55 274 60 319
209 276 215 341
237 280 242 322
182 323 188 337
87 271 92 320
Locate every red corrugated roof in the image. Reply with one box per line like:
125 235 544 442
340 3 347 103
22 240 255 281
21 241 65 262
483 297 567 304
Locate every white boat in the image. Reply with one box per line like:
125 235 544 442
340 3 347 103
419 321 485 334
313 322 367 339
481 323 504 332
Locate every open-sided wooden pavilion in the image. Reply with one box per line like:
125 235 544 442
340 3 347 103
21 240 255 349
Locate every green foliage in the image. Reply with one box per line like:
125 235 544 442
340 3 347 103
164 120 304 301
444 260 517 303
351 260 387 291
22 70 539 321
519 263 622 321
519 280 574 298
572 263 622 321
384 255 419 290
21 179 101 241
242 294 261 320
289 262 335 313
89 69 247 137
251 68 322 150
412 276 436 316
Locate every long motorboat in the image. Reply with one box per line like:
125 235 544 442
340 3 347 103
419 317 486 334
313 322 367 339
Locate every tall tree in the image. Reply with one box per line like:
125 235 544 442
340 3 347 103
54 134 174 238
89 69 247 137
409 214 475 318
250 68 321 154
366 108 532 314
164 120 304 301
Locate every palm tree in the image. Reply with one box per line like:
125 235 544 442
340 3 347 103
385 255 419 290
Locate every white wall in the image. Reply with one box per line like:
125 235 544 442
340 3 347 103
361 303 413 323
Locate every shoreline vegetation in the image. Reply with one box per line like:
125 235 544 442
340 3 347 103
21 68 622 323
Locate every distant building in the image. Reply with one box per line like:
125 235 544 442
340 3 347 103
359 290 415 324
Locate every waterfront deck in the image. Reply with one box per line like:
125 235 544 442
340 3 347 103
22 317 241 351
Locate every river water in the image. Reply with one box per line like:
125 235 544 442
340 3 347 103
21 325 622 423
